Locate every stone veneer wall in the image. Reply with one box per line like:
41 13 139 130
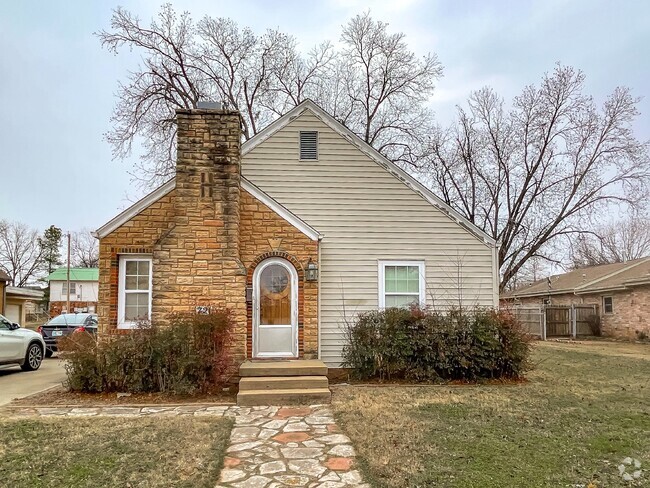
98 108 319 362
511 288 650 339
239 190 319 359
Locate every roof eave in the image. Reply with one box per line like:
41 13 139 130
242 99 496 248
506 288 576 299
94 179 176 239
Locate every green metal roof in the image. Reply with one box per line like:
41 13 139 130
47 268 99 282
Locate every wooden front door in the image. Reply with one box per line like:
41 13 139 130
253 258 298 358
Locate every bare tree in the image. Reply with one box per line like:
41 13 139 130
335 12 442 166
425 65 650 290
0 220 43 286
71 230 99 268
98 6 442 186
570 211 650 267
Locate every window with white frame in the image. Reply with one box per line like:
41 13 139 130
603 296 613 314
378 261 426 308
118 255 152 328
62 282 77 297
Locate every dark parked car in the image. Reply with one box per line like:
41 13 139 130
38 313 98 357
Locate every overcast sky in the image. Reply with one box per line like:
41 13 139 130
1 0 648 234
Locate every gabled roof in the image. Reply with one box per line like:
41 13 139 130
242 99 496 247
93 177 322 241
95 100 493 246
94 179 176 239
504 257 650 298
6 286 45 300
47 268 99 282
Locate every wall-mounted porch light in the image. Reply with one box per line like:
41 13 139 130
305 258 318 282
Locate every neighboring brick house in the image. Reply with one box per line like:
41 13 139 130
47 267 99 316
503 257 650 339
94 100 499 373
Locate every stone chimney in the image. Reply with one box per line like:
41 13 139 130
175 104 243 262
152 104 247 326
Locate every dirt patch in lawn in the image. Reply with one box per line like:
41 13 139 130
0 416 232 488
332 341 650 488
10 386 236 407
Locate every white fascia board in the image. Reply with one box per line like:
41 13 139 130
94 179 175 239
241 178 322 241
242 99 496 247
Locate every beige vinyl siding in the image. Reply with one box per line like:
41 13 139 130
242 110 497 366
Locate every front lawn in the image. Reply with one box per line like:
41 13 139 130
0 416 232 488
333 341 650 487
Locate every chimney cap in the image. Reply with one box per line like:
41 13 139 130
197 101 223 110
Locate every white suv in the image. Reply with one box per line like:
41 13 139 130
0 314 46 371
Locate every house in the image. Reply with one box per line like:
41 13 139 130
46 267 99 316
94 100 498 401
502 257 650 339
3 286 45 326
0 270 8 316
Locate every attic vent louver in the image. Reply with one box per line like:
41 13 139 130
299 131 318 160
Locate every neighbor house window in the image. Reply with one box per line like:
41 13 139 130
62 282 76 296
299 131 318 160
118 255 152 328
603 296 613 314
378 261 425 308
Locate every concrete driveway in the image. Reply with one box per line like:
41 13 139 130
0 357 66 406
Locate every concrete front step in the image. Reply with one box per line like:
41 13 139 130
239 359 328 377
239 375 329 391
237 388 332 406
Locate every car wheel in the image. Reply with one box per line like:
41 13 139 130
21 343 43 371
45 348 54 358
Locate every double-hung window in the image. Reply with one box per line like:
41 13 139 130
62 282 76 297
118 255 152 328
378 260 426 308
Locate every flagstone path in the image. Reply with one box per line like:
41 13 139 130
2 404 368 488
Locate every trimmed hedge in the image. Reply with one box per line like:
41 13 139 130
59 310 234 394
342 307 531 381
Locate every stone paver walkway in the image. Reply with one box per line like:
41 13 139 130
2 404 368 488
218 405 367 488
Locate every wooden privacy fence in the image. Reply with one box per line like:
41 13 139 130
511 306 545 339
510 304 599 339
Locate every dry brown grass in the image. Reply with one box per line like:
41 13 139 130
332 341 650 487
0 416 232 488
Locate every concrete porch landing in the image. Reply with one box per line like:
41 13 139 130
237 360 331 406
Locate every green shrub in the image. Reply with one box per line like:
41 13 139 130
342 307 531 382
59 309 234 394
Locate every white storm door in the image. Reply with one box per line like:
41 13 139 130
253 259 298 358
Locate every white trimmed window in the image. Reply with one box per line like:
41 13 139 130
118 255 152 329
62 282 77 297
378 261 426 308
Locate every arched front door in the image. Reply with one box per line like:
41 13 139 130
253 258 298 358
